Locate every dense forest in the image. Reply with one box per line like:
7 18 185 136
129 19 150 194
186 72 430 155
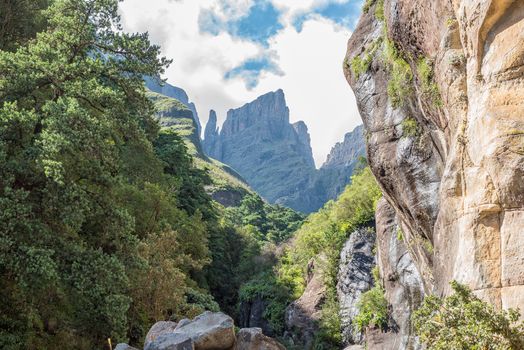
2 1 524 350
0 1 305 348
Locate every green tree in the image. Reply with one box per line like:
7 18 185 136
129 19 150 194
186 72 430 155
0 0 216 348
413 281 524 350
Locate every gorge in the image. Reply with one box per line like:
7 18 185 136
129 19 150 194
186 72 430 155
0 0 523 349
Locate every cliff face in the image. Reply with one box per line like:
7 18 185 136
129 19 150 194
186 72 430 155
202 90 317 211
344 0 524 347
203 94 366 212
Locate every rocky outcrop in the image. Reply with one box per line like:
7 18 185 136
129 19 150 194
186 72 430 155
145 77 202 136
344 0 524 348
203 90 366 212
202 90 317 212
337 227 376 346
239 296 274 337
372 198 424 349
235 328 286 350
203 110 220 159
284 259 326 349
126 312 284 350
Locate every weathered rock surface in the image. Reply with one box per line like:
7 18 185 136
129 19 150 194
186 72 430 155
344 0 524 348
235 328 286 350
114 344 139 350
203 90 366 212
142 312 284 350
284 259 326 349
239 295 274 337
337 227 376 346
144 321 178 349
373 198 424 349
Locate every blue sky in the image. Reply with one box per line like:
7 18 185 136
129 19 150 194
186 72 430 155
199 0 363 89
120 0 364 166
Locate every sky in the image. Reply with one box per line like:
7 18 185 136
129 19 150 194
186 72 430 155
119 0 364 167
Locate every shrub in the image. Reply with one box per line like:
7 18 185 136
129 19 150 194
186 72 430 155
362 0 376 14
417 57 442 107
375 0 385 22
413 281 524 349
401 118 419 138
353 267 388 332
383 38 413 108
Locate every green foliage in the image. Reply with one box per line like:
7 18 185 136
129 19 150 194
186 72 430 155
350 39 381 79
417 57 443 107
401 117 419 138
375 0 385 22
354 266 388 332
383 38 413 108
413 281 524 349
0 0 51 50
225 193 305 244
274 167 382 346
396 227 404 241
0 1 222 348
362 0 376 13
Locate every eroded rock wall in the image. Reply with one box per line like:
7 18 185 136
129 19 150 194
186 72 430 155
344 0 524 347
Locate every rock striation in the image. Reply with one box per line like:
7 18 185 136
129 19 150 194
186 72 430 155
337 227 376 346
202 90 317 212
344 0 524 348
203 90 366 213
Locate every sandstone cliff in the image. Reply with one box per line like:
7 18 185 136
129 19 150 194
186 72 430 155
343 0 524 347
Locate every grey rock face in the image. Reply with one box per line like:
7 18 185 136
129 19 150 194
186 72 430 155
235 328 286 350
202 90 316 212
146 333 194 350
323 125 365 169
239 296 274 337
145 77 202 137
144 321 178 350
202 89 366 213
373 198 423 350
175 311 235 350
337 227 376 345
284 259 325 349
114 344 139 350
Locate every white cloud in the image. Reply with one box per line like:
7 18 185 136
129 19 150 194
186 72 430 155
119 0 361 167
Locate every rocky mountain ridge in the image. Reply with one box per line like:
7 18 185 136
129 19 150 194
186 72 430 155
343 0 524 348
203 90 365 213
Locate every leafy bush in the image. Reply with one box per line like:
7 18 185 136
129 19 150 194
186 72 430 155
362 0 376 13
401 117 419 138
413 281 524 349
383 38 413 108
417 57 443 107
375 0 385 22
354 266 388 331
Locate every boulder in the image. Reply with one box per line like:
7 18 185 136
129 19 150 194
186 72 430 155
173 311 235 350
145 321 178 349
235 328 285 350
114 344 139 350
145 333 194 350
